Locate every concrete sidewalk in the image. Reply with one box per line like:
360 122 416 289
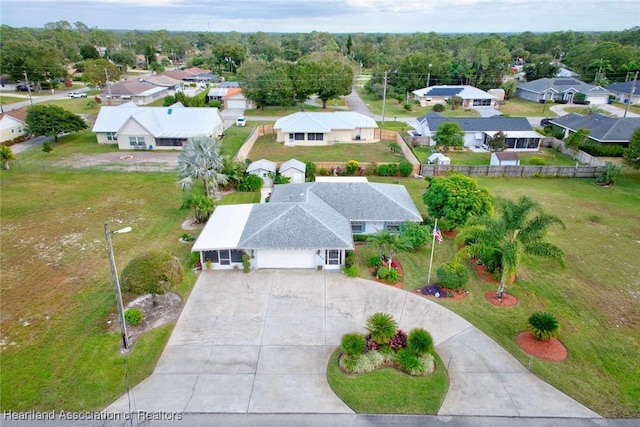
106 270 599 417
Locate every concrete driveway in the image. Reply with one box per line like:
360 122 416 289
107 270 599 417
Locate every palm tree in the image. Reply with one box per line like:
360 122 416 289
366 230 412 270
618 61 639 82
177 136 228 198
0 145 17 170
588 58 613 85
457 196 565 298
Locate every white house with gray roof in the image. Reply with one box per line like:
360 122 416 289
549 113 640 147
274 112 378 145
279 159 306 183
192 182 422 270
515 78 611 105
92 104 224 150
412 85 497 107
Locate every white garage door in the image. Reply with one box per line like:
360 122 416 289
587 94 609 105
227 99 246 109
257 250 316 269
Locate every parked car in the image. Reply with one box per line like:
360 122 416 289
69 92 87 98
16 84 33 92
540 118 554 126
235 117 246 127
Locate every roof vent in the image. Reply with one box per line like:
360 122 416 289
167 108 172 115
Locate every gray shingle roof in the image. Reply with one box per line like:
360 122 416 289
418 115 533 133
517 78 609 95
607 81 640 95
551 113 640 143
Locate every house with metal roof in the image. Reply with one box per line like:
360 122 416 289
606 81 640 106
412 85 497 107
274 112 378 145
515 78 611 105
549 113 640 147
92 104 224 150
191 181 422 270
416 113 543 151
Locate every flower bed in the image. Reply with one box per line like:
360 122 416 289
417 284 467 300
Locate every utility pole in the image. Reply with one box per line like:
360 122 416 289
23 70 33 106
381 70 388 125
104 68 112 106
624 71 638 118
427 63 433 88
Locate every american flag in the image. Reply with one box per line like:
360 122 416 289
433 224 443 243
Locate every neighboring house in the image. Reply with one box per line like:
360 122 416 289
101 80 171 105
0 109 28 143
140 75 184 91
416 113 543 151
549 113 640 147
490 152 520 166
274 112 378 145
412 85 497 107
606 81 640 105
247 159 277 187
192 181 422 270
279 159 306 183
206 87 252 109
515 78 611 105
158 67 220 84
92 103 224 150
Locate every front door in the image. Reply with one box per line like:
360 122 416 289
219 250 231 265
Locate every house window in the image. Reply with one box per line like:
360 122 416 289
385 222 401 232
351 221 364 233
11 129 15 134
106 132 117 141
18 127 22 133
326 250 342 265
289 133 294 141
156 138 186 146
129 136 145 147
294 133 304 141
307 133 323 141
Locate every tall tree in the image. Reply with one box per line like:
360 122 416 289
0 145 17 170
80 44 99 60
303 53 353 108
433 122 464 151
83 58 121 87
177 136 228 198
457 196 565 298
487 131 507 152
565 128 591 152
25 105 87 141
623 128 640 169
367 230 412 270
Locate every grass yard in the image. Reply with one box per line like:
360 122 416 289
244 104 322 116
0 94 30 105
326 348 449 414
498 97 557 117
410 147 576 166
247 134 406 163
221 123 256 157
364 174 640 417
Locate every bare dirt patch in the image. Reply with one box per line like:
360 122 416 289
119 292 183 344
62 151 179 172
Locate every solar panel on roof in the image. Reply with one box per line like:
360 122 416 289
555 79 579 85
427 88 463 96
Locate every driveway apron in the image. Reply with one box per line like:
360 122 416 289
106 270 599 417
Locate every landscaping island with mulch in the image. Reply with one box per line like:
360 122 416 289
516 331 568 362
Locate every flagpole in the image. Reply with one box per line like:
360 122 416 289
427 218 437 285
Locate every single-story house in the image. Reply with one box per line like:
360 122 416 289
606 81 640 106
279 159 306 183
0 109 28 143
274 112 378 145
549 113 640 147
101 80 172 105
515 78 611 105
92 103 224 150
191 181 422 270
490 151 520 166
140 75 184 91
412 85 497 107
247 159 277 187
416 113 543 151
427 153 451 165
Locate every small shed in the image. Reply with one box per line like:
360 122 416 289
279 159 306 184
491 151 520 166
427 153 451 165
247 159 277 187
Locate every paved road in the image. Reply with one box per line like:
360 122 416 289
107 270 598 418
0 86 91 112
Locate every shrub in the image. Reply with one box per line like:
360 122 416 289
398 160 413 177
408 328 434 355
318 167 329 176
581 142 626 157
242 253 251 273
526 157 546 166
363 162 378 176
181 233 195 242
345 251 355 267
403 103 412 111
342 265 360 277
353 234 369 242
436 263 469 289
378 163 399 176
305 162 316 181
376 266 401 283
387 142 401 153
237 174 263 192
595 161 622 186
528 312 560 341
345 160 359 175
120 250 184 296
350 350 385 374
396 348 424 375
209 100 222 108
368 256 383 268
432 103 445 112
389 329 408 352
124 308 143 326
399 222 431 250
366 312 398 345
341 333 366 356
42 142 53 153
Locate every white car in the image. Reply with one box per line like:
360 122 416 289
235 117 246 127
69 92 87 98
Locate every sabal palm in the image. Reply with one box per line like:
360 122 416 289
457 196 565 297
367 230 412 268
0 145 17 170
177 136 228 198
618 61 639 82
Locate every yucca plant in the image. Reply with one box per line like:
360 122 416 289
366 312 398 345
407 328 434 356
341 333 366 356
528 311 560 341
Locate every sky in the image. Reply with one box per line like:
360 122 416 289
1 0 638 33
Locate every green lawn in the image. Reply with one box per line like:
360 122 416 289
326 348 449 414
244 104 322 116
363 174 640 417
0 94 29 105
411 147 576 166
221 123 256 157
248 134 406 163
499 97 557 117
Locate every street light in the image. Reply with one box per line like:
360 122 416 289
427 63 433 88
105 223 132 352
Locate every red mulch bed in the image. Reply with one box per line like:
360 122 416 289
443 230 458 238
474 261 500 284
484 291 518 307
416 288 468 301
516 331 568 362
